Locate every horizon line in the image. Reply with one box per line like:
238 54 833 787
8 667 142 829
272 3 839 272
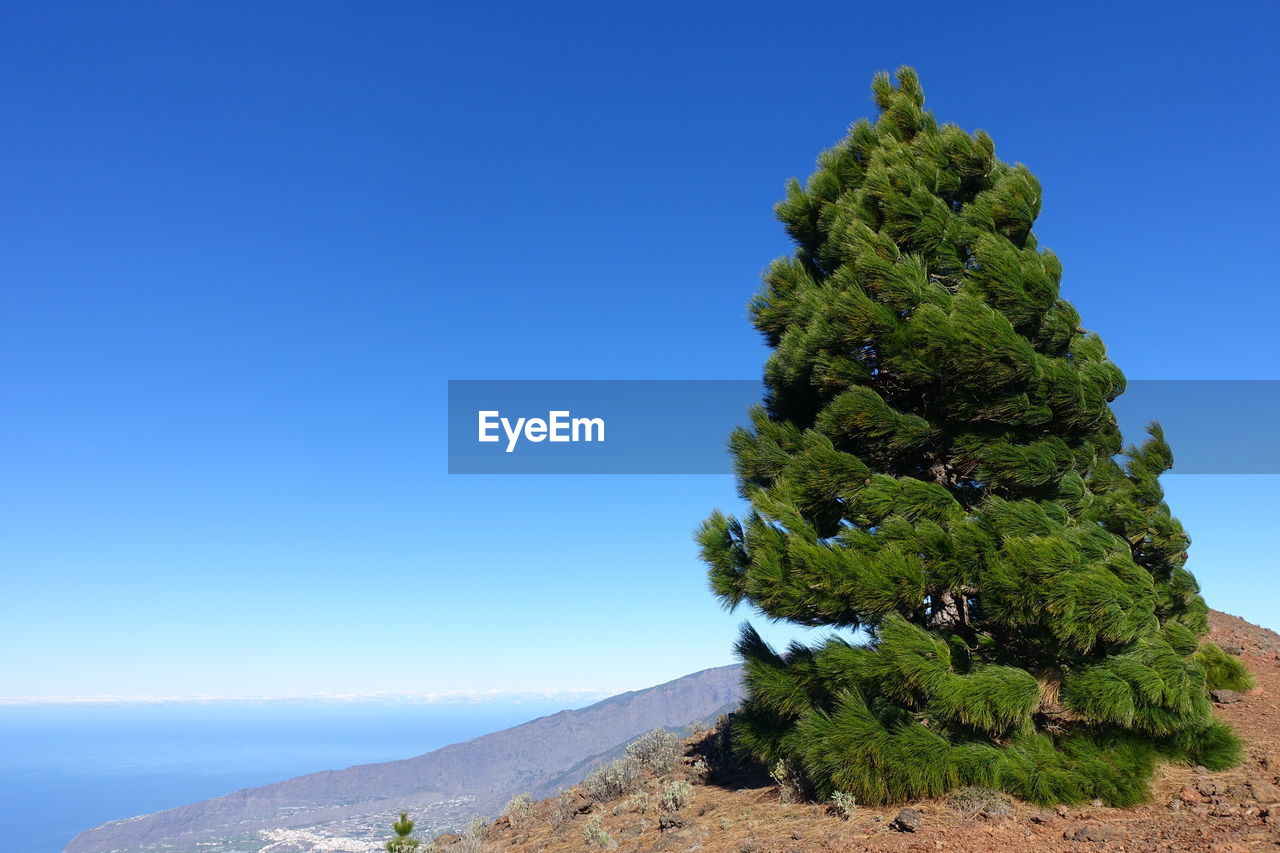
0 687 620 707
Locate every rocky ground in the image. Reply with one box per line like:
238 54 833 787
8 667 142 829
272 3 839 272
449 611 1280 852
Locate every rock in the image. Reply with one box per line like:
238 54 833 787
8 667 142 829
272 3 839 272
1029 810 1055 825
981 800 1014 818
652 829 690 851
1224 782 1252 801
1195 765 1209 775
1197 779 1221 798
658 815 686 832
1179 786 1203 804
1065 824 1123 843
1212 689 1246 704
1219 642 1245 655
790 830 804 840
890 808 923 832
618 819 649 840
1055 805 1070 818
1250 780 1280 804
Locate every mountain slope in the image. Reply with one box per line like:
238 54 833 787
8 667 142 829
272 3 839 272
476 610 1280 853
65 665 744 853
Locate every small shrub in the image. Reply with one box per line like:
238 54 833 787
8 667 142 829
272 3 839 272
463 816 489 840
830 791 857 820
583 815 613 849
545 792 575 829
385 812 419 853
449 836 496 853
771 759 805 805
500 792 534 826
626 790 651 814
946 786 1014 816
659 779 694 813
585 756 641 801
626 728 682 775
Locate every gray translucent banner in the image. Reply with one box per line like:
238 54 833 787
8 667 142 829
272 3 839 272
447 380 1279 474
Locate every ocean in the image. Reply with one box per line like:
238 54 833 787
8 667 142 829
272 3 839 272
0 699 578 853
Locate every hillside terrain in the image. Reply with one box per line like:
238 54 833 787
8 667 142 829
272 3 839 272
65 666 743 853
460 610 1280 853
66 611 1280 853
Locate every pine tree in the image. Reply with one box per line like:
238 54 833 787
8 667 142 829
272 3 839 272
385 812 419 853
698 67 1250 807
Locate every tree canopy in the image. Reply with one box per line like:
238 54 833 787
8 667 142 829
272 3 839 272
698 67 1250 806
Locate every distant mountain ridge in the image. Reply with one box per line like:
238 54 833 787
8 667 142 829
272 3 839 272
65 665 744 853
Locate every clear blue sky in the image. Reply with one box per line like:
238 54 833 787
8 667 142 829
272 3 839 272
2 1 1278 701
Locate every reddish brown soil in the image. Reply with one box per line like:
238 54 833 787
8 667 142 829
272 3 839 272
460 611 1280 852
